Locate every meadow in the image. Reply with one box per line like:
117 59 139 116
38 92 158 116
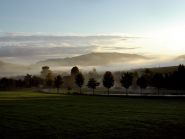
0 91 185 139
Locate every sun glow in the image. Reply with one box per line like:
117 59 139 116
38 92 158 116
141 23 185 55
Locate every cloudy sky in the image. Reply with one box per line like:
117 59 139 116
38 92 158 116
0 0 185 65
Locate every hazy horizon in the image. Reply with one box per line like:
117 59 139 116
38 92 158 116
0 0 185 68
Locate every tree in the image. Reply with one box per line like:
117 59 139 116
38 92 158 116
54 75 63 93
0 78 16 90
176 64 185 90
137 76 147 94
63 76 73 94
88 68 99 79
151 73 164 95
103 71 114 95
75 72 85 94
45 72 54 90
87 78 100 95
41 66 51 79
120 72 133 95
143 69 153 86
71 66 79 77
32 76 43 87
24 74 32 88
15 79 24 88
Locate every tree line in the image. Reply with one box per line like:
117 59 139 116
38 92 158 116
0 65 185 95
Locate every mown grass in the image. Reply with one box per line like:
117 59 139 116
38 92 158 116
0 91 185 139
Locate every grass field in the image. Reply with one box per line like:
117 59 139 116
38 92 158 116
0 91 185 139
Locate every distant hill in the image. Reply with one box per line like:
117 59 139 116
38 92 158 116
176 55 185 60
0 60 31 76
36 52 147 67
132 66 178 74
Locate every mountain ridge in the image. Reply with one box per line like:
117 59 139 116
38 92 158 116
36 52 148 66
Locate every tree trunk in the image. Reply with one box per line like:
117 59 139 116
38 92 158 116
108 88 109 95
80 87 82 94
57 88 59 94
140 88 142 95
68 88 70 94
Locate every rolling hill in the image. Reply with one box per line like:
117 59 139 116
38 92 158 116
36 52 148 67
176 55 185 60
0 60 31 76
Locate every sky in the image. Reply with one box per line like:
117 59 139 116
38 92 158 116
0 0 185 65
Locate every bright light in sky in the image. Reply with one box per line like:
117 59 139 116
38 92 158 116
142 22 185 55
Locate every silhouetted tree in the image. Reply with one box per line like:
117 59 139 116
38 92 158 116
120 72 133 95
71 66 79 77
24 74 32 88
103 71 114 95
137 76 147 94
54 75 63 93
0 78 16 90
32 76 43 87
151 73 164 95
63 76 73 94
163 72 178 90
176 64 185 90
87 78 100 95
143 69 153 86
41 66 51 79
45 72 54 90
75 72 85 94
88 68 99 79
15 79 24 88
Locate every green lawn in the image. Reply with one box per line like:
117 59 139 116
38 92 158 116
0 91 185 139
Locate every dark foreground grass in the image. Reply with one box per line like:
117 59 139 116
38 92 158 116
0 91 185 139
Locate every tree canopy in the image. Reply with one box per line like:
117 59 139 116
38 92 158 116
120 72 133 95
75 72 85 94
103 71 114 95
87 78 100 95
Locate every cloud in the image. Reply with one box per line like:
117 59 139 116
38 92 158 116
102 46 141 50
0 33 142 63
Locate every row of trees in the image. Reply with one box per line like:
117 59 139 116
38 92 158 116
120 64 185 95
0 65 185 95
72 64 185 95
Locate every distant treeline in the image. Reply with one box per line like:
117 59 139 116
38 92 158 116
0 64 185 95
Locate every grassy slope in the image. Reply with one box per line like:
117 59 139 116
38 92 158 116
0 91 185 139
132 66 178 74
